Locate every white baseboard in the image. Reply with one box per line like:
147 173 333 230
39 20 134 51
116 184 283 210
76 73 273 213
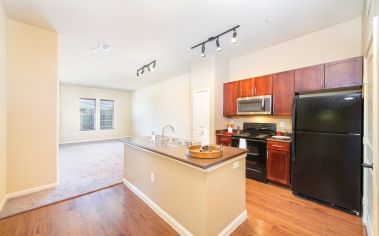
123 178 193 236
0 195 7 212
218 210 247 236
363 205 373 236
6 182 58 200
59 136 129 145
123 178 247 236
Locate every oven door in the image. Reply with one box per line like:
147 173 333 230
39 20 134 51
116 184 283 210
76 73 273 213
237 95 272 115
245 139 267 182
232 137 268 183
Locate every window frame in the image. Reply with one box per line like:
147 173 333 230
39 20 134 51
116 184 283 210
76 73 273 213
79 98 97 131
100 99 115 130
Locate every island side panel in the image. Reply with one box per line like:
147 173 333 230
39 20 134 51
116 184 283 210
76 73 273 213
124 144 207 235
206 155 247 235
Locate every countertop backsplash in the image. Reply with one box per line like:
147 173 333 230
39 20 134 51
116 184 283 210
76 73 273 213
224 116 292 133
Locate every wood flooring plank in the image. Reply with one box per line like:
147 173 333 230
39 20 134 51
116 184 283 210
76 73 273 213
0 180 366 236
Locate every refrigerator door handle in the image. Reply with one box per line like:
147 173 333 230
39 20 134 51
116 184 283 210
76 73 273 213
362 163 373 169
292 95 297 129
291 95 297 162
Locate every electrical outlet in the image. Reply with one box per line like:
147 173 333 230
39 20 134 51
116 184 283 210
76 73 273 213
150 172 155 183
232 161 239 169
279 121 285 128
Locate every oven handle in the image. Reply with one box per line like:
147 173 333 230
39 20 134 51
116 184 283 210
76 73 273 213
232 137 267 143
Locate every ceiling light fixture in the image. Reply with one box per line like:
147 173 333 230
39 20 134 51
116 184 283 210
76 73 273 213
216 38 222 52
190 25 239 57
201 44 206 57
231 30 238 44
149 61 156 71
137 60 157 78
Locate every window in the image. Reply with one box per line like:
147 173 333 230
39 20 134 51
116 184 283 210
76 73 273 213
100 99 114 130
80 98 96 131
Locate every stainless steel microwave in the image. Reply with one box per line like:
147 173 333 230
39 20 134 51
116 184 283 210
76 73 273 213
237 95 272 115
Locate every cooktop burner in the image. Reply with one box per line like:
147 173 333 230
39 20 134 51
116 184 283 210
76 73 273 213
232 123 276 140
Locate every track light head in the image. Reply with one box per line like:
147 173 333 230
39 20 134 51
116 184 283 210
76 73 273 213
137 71 139 77
216 38 222 52
231 30 238 44
201 44 205 57
150 61 156 71
141 68 145 74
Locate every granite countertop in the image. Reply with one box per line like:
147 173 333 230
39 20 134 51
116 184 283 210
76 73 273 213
267 137 292 143
120 137 247 170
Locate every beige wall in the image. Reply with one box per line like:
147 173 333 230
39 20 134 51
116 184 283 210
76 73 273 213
59 84 131 144
226 17 362 132
7 20 58 193
131 74 191 140
362 1 379 235
190 54 230 142
0 2 7 208
124 144 245 235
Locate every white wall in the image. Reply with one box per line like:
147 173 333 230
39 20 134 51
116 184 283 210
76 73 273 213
227 17 362 132
59 84 131 144
230 17 362 81
131 74 191 140
0 2 7 210
7 20 58 194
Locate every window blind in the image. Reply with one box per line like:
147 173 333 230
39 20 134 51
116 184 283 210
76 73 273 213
100 99 114 130
80 98 96 130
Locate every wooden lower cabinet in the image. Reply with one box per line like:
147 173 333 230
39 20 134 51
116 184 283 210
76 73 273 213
216 134 232 146
267 140 290 186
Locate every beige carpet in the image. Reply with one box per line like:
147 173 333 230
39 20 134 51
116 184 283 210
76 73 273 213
0 140 124 219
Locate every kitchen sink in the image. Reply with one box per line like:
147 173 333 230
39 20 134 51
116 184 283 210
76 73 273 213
166 138 187 147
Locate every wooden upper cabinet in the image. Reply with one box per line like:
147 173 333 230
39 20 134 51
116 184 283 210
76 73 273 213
295 64 325 92
254 75 273 96
239 75 272 97
273 70 295 116
325 56 363 89
240 78 254 97
223 81 240 117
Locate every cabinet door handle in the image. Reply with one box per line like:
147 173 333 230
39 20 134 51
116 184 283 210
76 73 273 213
272 145 284 148
254 87 257 95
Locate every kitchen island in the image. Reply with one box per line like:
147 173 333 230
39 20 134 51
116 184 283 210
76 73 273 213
120 137 247 236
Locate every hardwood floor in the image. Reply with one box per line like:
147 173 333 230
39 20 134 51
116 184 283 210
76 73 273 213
0 179 366 236
0 184 178 236
232 180 366 236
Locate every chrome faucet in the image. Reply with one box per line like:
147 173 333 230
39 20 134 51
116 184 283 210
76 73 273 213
161 125 175 144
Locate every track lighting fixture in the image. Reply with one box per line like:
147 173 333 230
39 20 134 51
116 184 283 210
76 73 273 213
149 61 156 71
231 30 238 44
216 38 222 52
191 25 239 57
136 60 156 78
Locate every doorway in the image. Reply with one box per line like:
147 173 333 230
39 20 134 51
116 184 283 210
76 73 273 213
192 89 211 142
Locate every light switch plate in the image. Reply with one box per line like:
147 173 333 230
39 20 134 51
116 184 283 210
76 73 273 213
279 121 285 128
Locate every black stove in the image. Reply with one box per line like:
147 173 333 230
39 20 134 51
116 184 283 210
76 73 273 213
231 123 276 183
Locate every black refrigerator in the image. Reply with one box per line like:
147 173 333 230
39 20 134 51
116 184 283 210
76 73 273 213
291 91 363 215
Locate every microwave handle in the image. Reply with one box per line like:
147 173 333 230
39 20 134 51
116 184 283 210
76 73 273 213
261 98 265 109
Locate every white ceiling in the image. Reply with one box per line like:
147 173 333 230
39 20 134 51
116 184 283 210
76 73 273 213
2 0 363 91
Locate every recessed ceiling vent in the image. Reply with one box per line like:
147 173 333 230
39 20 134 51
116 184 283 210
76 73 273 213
99 42 112 52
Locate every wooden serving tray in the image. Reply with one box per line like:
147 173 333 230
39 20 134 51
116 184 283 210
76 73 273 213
186 145 223 159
